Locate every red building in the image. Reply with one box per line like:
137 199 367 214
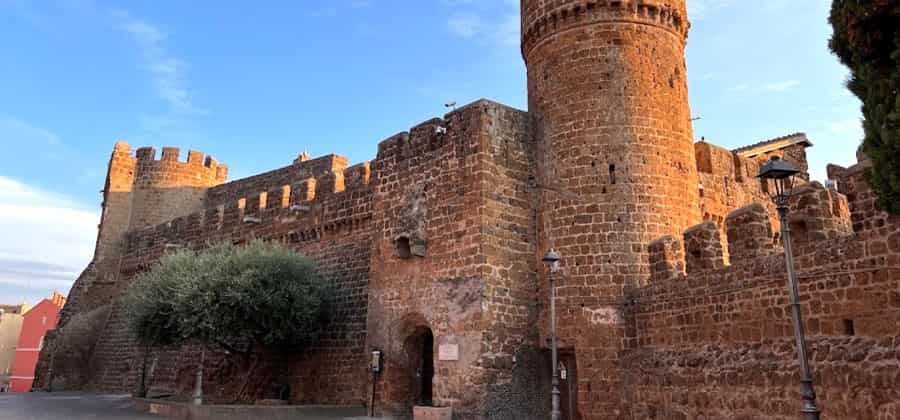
9 292 65 392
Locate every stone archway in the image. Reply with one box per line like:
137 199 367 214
381 314 436 418
404 326 434 407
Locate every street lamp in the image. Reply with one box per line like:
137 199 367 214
542 249 562 420
757 156 821 420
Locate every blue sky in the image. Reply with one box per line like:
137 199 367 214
0 0 862 304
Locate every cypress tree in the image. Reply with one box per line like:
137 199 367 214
829 1 900 213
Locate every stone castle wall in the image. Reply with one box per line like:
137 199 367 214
365 101 544 418
632 163 900 419
42 103 897 420
81 145 374 404
56 100 550 416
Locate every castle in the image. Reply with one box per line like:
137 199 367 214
40 1 900 419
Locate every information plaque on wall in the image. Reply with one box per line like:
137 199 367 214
438 343 459 361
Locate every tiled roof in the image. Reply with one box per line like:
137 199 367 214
732 132 812 156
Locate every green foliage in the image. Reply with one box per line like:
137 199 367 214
830 1 900 213
124 241 329 353
125 251 196 347
215 242 329 350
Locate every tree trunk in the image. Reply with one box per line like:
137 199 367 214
232 352 260 404
192 346 206 405
137 345 149 398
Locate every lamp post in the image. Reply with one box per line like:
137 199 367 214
543 249 562 420
757 157 821 420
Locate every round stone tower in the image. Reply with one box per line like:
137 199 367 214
522 0 701 417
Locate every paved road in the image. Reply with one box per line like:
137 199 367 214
0 392 160 420
0 392 379 420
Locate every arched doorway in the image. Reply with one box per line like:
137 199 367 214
403 326 434 407
381 314 436 418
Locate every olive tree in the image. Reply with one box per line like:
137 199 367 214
124 241 329 404
125 250 199 398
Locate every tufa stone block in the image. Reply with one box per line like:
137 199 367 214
649 235 685 282
726 203 776 260
684 221 725 273
788 182 852 243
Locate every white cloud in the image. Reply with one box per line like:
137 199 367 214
0 176 98 293
688 0 732 21
448 14 483 38
444 0 519 47
727 80 800 94
494 11 520 47
111 9 204 115
762 80 800 92
0 117 61 145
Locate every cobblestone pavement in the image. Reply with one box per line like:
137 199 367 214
0 392 160 420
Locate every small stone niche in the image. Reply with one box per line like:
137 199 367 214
843 319 856 336
395 236 426 259
396 237 412 259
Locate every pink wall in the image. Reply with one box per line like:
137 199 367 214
9 293 64 392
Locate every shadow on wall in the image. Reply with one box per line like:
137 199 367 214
35 305 110 391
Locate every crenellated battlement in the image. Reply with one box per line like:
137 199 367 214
787 181 852 242
724 203 777 260
375 100 520 165
113 144 229 231
650 179 858 282
204 153 347 210
124 152 374 254
521 0 689 59
132 146 228 186
682 221 725 273
118 99 525 257
695 141 779 230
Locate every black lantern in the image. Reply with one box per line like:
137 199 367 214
757 156 801 203
543 249 561 271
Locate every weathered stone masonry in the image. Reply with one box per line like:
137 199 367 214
632 164 898 419
39 1 898 419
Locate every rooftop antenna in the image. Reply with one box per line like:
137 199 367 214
444 101 457 111
691 116 703 121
